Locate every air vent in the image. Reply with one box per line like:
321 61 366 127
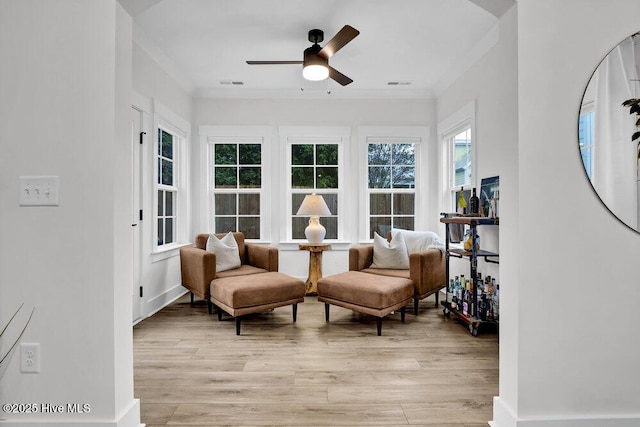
220 80 245 85
387 81 412 86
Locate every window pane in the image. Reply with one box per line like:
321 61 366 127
322 193 338 215
292 216 307 239
239 144 261 165
157 190 164 216
215 217 236 233
215 193 236 215
394 217 414 231
239 193 260 215
215 167 237 188
157 219 164 246
393 193 415 215
323 217 338 239
370 193 391 215
215 144 237 165
392 144 414 165
370 217 391 239
368 144 391 165
316 167 338 189
292 144 314 165
165 218 174 244
165 191 173 216
161 130 173 159
292 194 306 214
239 167 261 188
453 128 471 186
368 166 391 188
392 166 415 188
161 159 173 186
239 217 260 239
316 144 338 165
292 167 314 188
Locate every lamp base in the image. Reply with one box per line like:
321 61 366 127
304 216 326 244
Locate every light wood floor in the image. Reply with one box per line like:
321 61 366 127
134 294 498 427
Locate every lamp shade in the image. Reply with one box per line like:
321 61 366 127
296 194 331 216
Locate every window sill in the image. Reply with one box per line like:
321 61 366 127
151 242 191 263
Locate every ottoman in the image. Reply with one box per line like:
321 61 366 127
317 271 414 336
210 272 305 335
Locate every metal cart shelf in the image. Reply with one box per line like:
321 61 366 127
440 213 499 336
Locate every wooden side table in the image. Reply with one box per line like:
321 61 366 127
298 243 331 296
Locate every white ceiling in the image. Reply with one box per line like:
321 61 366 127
123 0 513 99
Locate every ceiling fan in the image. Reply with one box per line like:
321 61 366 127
246 25 360 86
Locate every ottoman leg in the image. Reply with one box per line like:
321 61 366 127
235 316 242 335
376 318 382 336
207 299 212 314
435 291 439 307
414 298 419 315
324 303 330 322
190 292 194 304
401 306 406 323
217 306 223 321
292 303 298 322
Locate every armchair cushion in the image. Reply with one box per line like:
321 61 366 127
370 231 409 269
206 232 241 272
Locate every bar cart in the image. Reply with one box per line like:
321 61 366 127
440 213 499 336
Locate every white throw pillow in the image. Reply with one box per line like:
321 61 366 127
391 228 445 254
206 232 241 272
370 231 409 269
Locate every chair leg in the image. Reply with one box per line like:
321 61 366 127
207 299 212 314
435 290 439 307
190 292 194 304
401 306 406 323
414 299 419 315
376 318 382 336
217 306 223 321
292 303 298 322
235 316 242 335
324 303 330 322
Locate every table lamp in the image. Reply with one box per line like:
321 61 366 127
296 193 331 244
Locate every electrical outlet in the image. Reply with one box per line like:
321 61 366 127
20 343 40 373
19 176 59 206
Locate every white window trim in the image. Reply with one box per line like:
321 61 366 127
438 101 477 214
152 100 191 256
199 125 272 243
357 126 431 242
279 126 350 246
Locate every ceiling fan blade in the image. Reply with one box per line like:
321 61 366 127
319 25 359 59
328 66 353 86
246 61 303 65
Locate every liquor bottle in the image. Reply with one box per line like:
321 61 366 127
469 187 479 214
462 288 468 316
447 279 454 305
493 282 499 321
457 187 467 214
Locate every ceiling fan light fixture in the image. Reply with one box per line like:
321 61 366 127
303 64 329 81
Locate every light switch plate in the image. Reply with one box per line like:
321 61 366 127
19 176 59 206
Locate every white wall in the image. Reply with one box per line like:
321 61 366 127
193 98 438 279
436 8 518 292
0 1 139 425
132 42 194 319
492 1 640 426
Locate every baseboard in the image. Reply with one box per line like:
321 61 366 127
490 396 640 427
0 399 142 427
144 284 188 319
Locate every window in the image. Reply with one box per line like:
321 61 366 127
579 110 594 179
156 127 178 247
290 141 339 240
367 141 416 238
212 142 262 239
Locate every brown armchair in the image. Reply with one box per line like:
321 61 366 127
349 242 446 315
180 232 278 313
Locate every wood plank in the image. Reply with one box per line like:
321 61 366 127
134 294 498 426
